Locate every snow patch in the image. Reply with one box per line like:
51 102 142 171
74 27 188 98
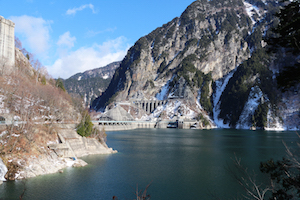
243 1 261 24
77 76 82 81
196 90 203 110
64 158 76 167
102 74 109 79
236 86 262 129
149 100 196 120
11 133 20 137
0 158 7 181
265 109 284 131
0 95 9 114
213 70 235 128
156 80 171 100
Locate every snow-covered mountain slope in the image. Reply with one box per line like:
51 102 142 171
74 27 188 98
91 0 299 130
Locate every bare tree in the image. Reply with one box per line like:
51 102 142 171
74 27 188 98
134 182 151 200
15 36 22 50
112 182 152 200
230 156 270 200
0 57 9 76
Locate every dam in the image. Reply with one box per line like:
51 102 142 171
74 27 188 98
0 16 15 68
94 99 197 131
93 120 196 131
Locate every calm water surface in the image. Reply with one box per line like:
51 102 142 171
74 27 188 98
0 129 299 200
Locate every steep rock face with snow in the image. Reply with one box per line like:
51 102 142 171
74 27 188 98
93 0 253 110
92 0 299 130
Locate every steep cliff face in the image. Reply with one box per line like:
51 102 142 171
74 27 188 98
93 0 251 104
92 0 299 129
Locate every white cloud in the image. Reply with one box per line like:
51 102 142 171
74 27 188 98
85 27 117 38
66 4 96 15
9 15 52 56
57 31 76 48
48 36 130 79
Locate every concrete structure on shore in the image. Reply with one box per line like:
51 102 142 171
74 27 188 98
95 99 197 131
95 121 156 131
48 124 117 158
134 100 167 114
94 120 196 131
0 16 15 69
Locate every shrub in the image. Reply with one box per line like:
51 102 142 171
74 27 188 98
76 110 94 137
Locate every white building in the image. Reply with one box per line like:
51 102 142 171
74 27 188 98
0 16 15 68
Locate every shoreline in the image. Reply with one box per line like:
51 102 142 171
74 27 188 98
0 145 117 182
0 125 117 182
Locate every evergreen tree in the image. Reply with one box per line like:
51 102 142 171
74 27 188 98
55 78 66 92
260 156 300 199
254 2 300 198
76 110 94 137
265 0 300 90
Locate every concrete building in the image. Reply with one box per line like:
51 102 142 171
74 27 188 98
0 16 15 68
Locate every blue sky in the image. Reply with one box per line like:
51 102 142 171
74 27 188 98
0 0 195 79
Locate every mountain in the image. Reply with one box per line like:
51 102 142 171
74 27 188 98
92 0 299 130
63 61 121 107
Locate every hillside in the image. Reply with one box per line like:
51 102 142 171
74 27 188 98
63 61 120 107
92 0 300 130
0 45 115 181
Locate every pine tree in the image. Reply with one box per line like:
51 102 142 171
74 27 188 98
55 78 66 92
265 0 300 90
76 110 94 137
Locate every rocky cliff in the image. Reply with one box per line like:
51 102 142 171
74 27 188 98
92 0 299 130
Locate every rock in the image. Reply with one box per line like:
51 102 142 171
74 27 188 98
5 161 20 181
72 159 88 168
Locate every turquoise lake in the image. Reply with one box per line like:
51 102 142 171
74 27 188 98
0 129 299 199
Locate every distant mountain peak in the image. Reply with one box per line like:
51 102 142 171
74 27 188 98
67 61 121 80
63 61 121 107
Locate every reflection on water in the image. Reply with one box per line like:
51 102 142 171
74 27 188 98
0 129 298 200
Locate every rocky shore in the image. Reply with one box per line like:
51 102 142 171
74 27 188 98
0 125 117 182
